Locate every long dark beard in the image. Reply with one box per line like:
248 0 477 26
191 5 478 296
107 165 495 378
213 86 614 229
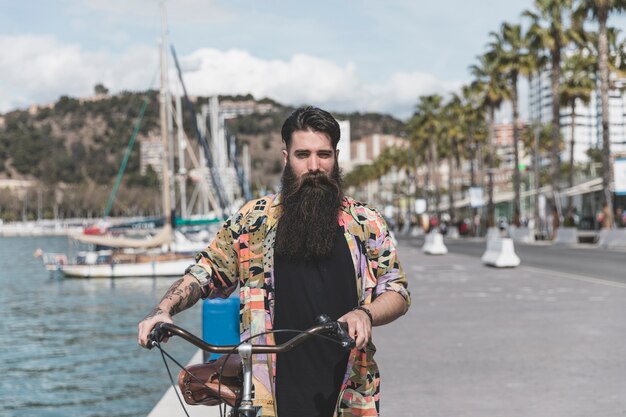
274 162 344 262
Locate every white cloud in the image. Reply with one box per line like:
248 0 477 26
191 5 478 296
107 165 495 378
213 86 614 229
0 34 463 119
176 48 464 119
0 35 158 111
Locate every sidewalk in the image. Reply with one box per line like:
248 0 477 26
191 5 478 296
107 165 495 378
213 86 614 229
375 243 626 417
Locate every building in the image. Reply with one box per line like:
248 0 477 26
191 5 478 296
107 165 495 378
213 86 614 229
529 66 626 163
348 134 408 168
140 134 164 176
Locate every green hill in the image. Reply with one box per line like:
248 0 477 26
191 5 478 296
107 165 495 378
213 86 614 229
0 91 403 221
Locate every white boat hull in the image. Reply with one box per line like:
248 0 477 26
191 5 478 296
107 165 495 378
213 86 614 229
59 258 192 278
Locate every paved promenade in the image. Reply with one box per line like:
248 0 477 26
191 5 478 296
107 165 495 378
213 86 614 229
375 240 626 417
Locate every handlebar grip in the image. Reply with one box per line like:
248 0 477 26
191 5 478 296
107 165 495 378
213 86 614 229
335 321 356 350
147 322 167 349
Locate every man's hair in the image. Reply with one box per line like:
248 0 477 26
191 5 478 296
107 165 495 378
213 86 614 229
281 106 341 150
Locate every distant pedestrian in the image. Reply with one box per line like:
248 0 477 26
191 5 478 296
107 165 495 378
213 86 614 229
599 203 612 229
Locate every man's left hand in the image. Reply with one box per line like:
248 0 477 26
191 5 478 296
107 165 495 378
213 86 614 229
338 309 372 350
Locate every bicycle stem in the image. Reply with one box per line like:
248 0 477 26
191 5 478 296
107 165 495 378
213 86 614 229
238 343 256 415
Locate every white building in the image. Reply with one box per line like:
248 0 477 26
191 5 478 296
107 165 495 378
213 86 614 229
529 67 626 163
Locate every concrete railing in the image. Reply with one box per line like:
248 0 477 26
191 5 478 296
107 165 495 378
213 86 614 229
553 227 578 245
597 228 626 249
508 226 535 243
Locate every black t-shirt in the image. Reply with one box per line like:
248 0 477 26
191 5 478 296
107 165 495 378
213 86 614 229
273 228 358 417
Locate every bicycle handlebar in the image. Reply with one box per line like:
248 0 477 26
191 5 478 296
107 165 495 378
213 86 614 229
147 314 355 353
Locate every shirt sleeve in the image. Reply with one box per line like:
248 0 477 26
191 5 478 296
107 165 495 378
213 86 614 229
366 209 411 309
190 213 243 299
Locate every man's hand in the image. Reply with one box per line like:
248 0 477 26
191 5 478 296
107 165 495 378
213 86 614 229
338 308 372 350
137 275 205 348
137 307 173 348
337 292 408 351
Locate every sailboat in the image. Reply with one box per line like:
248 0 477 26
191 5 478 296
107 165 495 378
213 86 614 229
41 13 228 278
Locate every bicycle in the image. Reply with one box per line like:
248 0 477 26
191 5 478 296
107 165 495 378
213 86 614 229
148 314 356 417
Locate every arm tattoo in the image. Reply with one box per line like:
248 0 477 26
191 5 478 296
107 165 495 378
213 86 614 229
161 278 184 302
143 307 164 320
168 280 203 316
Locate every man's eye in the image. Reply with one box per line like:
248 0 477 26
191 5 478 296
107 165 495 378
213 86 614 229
319 153 332 158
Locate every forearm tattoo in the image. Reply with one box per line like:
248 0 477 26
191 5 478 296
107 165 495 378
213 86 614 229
143 306 164 321
160 278 204 316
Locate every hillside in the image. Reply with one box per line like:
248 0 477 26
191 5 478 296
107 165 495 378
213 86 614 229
0 92 404 220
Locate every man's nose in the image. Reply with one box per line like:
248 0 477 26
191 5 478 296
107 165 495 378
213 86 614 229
307 156 319 171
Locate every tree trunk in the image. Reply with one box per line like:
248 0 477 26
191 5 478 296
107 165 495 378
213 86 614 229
469 138 477 188
487 106 495 228
425 154 431 213
550 23 562 201
598 8 614 227
448 152 455 223
568 100 576 213
430 138 441 220
469 137 478 236
533 122 541 237
511 71 521 226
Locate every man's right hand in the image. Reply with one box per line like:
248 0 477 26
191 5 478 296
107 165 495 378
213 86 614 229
137 308 174 348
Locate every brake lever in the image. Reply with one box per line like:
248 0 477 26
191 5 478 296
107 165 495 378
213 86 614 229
314 314 355 349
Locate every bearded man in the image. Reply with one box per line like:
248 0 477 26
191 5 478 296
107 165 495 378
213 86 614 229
138 106 410 417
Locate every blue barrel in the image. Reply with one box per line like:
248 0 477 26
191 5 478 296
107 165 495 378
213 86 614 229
202 294 240 360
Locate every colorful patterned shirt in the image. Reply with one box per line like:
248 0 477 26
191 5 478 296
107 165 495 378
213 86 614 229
192 194 411 417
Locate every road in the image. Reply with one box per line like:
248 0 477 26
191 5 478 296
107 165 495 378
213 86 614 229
375 238 626 417
408 235 625 284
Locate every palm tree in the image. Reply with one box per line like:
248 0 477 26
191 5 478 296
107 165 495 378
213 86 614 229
460 85 488 235
560 52 595 212
574 0 626 225
408 95 444 220
487 22 530 226
442 96 464 224
522 19 550 234
524 0 573 204
470 53 508 228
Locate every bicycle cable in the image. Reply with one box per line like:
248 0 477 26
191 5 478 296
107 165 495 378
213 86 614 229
154 327 350 417
153 341 191 417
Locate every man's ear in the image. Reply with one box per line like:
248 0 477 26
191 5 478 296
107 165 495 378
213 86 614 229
335 149 340 160
282 149 288 166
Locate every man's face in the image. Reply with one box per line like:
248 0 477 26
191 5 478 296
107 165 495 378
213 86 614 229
276 129 343 261
282 130 338 178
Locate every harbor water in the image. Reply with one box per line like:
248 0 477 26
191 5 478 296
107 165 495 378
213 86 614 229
0 236 202 417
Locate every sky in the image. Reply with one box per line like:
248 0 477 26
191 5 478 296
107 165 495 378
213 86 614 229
1 0 625 121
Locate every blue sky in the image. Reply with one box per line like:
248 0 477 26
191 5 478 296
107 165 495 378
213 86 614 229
1 0 625 120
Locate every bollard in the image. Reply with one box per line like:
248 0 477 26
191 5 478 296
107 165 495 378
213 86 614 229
422 231 448 255
481 238 520 268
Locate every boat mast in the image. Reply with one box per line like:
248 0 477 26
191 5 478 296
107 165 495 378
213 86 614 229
159 1 173 229
175 94 188 219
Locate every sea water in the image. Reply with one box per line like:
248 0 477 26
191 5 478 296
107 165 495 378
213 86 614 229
0 236 201 417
